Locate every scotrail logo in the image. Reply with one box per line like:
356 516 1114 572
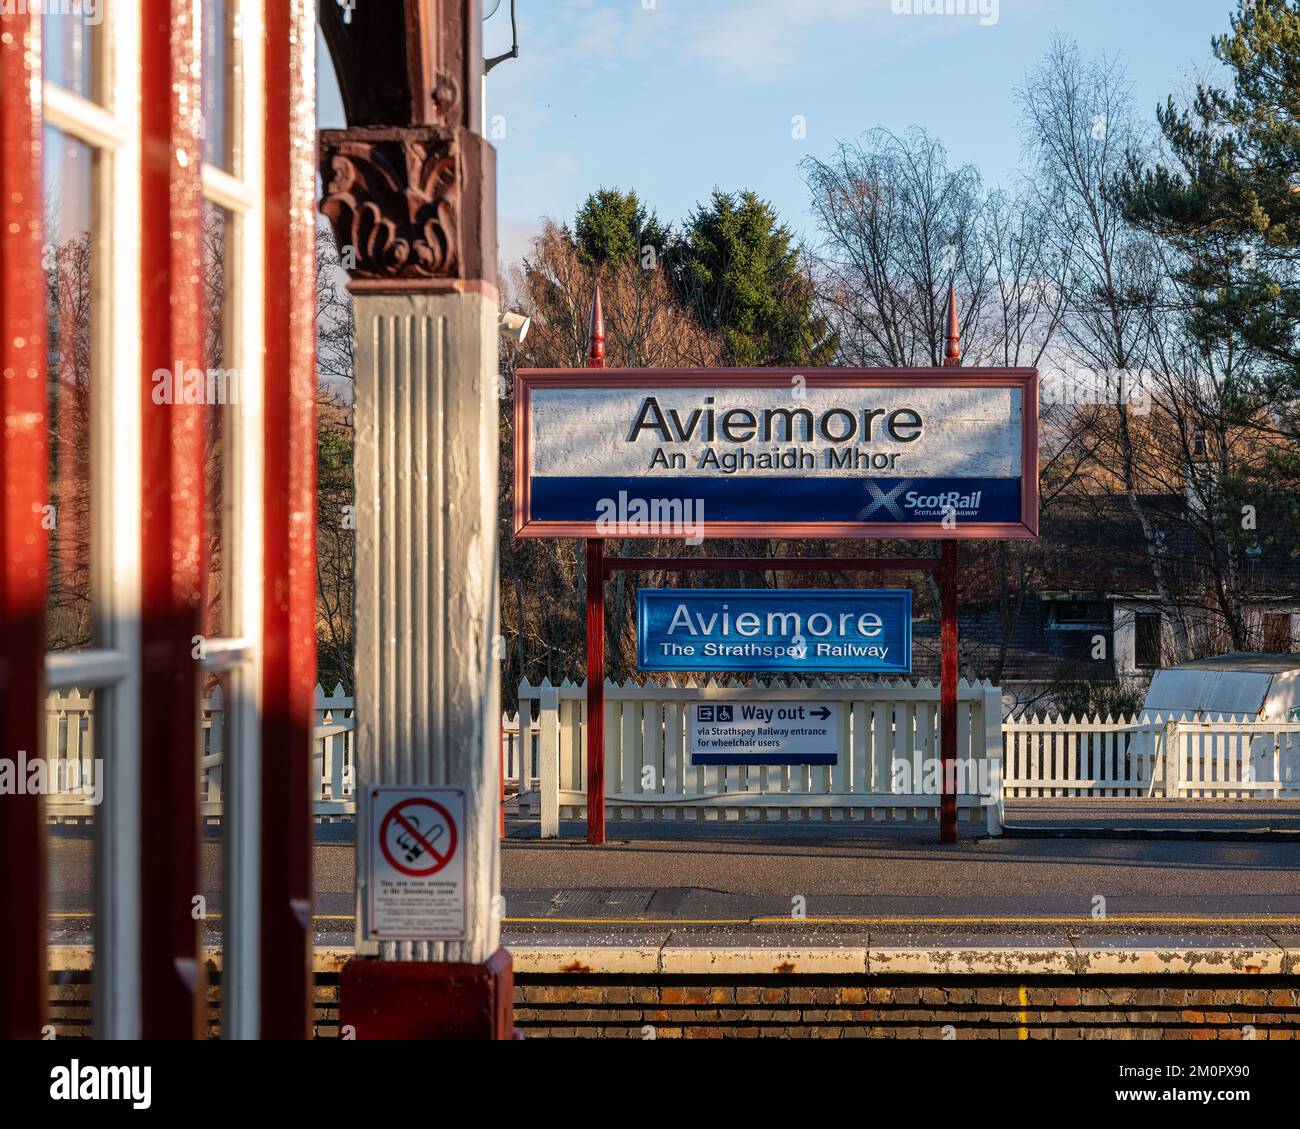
857 480 912 521
858 481 986 522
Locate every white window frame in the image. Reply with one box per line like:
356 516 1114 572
197 0 266 1042
40 0 266 1040
42 0 142 1042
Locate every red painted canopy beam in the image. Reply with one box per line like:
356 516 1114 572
138 0 207 1039
0 5 50 1040
261 0 317 1038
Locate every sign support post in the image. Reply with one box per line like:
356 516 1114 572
939 285 963 844
939 538 958 843
585 288 607 844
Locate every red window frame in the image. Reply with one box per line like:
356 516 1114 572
0 0 317 1039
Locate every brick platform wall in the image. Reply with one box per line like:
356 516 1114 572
512 976 1299 1039
46 971 1299 1039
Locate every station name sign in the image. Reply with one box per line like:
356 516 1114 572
513 368 1038 539
638 589 912 674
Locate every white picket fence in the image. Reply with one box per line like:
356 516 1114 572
46 689 1298 825
514 677 1005 836
1003 713 1300 799
43 685 359 821
502 711 537 792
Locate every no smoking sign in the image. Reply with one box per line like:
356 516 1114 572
366 787 467 941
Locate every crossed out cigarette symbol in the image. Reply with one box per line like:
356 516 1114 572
377 796 460 878
394 814 445 864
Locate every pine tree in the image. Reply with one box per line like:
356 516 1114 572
573 187 667 268
1121 0 1300 393
672 189 838 367
1120 0 1300 555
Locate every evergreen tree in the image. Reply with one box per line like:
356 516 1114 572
574 187 667 268
1121 0 1300 393
1120 0 1300 551
673 189 838 366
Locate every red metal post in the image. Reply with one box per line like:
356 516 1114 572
585 539 606 845
585 285 607 844
604 556 942 574
0 5 50 1040
939 541 959 843
939 283 961 844
139 0 206 1039
260 0 316 1038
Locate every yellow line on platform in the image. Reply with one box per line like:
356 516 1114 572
500 914 1300 926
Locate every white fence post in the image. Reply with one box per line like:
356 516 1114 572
538 681 560 838
983 681 1003 836
1165 719 1181 799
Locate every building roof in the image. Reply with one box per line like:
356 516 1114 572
1168 652 1300 674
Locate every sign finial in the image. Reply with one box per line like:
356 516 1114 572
943 283 961 367
586 284 606 368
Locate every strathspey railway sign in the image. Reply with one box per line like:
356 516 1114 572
638 588 912 674
513 368 1038 539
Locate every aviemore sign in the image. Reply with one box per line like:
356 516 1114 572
513 368 1038 539
638 588 912 674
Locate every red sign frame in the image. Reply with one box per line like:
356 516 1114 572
513 367 1039 540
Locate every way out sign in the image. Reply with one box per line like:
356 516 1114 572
366 788 466 942
690 702 839 766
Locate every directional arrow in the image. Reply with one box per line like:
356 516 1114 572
810 706 831 720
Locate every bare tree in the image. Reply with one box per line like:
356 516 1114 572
315 226 356 691
802 126 993 366
45 224 93 651
1019 36 1193 662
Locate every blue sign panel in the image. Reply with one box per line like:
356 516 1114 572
637 589 912 674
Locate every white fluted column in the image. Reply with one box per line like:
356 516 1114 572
352 291 500 963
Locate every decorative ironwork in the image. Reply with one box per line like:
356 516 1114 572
320 130 460 280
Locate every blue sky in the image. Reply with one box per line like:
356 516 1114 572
318 0 1241 269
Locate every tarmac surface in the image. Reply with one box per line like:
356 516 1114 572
44 800 1300 947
